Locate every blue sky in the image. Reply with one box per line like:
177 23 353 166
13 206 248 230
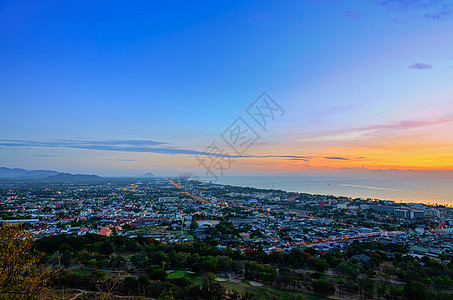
1 0 453 177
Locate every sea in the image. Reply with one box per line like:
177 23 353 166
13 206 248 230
206 175 453 205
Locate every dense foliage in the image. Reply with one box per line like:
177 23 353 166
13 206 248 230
26 232 453 299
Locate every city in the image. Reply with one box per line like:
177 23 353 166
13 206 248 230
1 176 453 298
1 0 453 299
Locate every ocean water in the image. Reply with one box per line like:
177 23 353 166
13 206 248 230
210 176 453 205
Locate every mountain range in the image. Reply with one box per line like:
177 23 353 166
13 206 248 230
0 167 104 182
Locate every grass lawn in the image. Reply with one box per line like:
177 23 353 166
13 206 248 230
222 279 325 300
185 273 325 300
167 270 186 279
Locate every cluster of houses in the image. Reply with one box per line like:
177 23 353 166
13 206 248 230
1 178 453 259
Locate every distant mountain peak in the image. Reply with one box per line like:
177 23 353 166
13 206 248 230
141 172 157 177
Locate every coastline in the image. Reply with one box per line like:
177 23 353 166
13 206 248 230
204 175 453 205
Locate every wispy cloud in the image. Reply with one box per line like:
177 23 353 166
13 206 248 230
240 154 362 162
361 114 453 131
0 139 206 156
0 138 362 163
305 114 453 139
325 156 350 160
409 63 432 70
250 155 314 161
378 0 453 20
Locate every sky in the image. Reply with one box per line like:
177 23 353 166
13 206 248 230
1 0 453 182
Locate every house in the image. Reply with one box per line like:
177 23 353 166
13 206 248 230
240 232 250 241
97 226 112 237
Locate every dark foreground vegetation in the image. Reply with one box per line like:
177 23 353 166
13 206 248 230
2 222 453 299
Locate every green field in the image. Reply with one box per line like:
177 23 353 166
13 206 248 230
223 279 324 300
183 271 324 300
167 270 186 279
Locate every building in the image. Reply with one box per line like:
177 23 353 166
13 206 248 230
337 203 348 209
369 205 395 213
394 209 424 219
198 221 214 228
426 209 440 217
394 209 411 218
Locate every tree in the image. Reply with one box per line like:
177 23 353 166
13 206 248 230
312 279 332 295
168 250 182 268
406 281 433 300
191 214 198 230
304 247 317 255
194 256 218 272
315 259 329 272
202 272 225 299
96 274 120 299
376 264 394 298
217 255 233 271
147 265 167 281
138 274 149 295
98 241 114 255
0 222 54 299
335 262 348 275
158 289 174 300
123 276 139 296
360 277 375 299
